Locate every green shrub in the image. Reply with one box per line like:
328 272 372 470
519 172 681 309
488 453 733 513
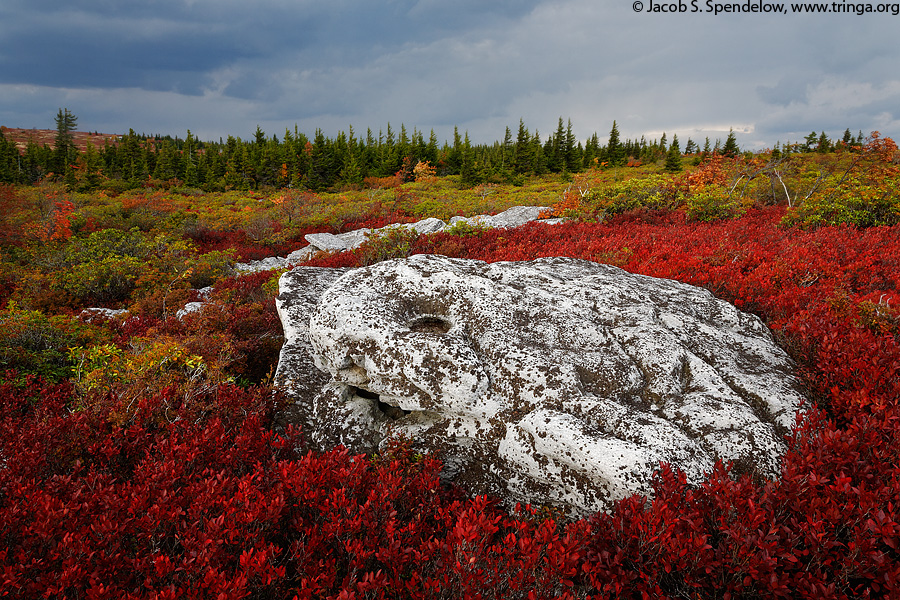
685 186 745 222
588 174 671 216
443 220 489 237
357 226 420 266
784 175 900 228
0 302 110 381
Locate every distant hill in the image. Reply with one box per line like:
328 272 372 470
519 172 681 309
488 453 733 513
0 126 121 153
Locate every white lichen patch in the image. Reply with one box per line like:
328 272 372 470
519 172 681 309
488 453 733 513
278 255 807 515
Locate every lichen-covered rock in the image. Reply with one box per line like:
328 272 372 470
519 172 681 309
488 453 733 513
449 205 548 229
79 308 128 322
396 217 447 235
277 255 805 515
273 266 353 439
240 209 556 272
235 256 287 273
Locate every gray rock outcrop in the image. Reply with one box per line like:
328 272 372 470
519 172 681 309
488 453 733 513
448 205 548 229
275 255 805 515
238 206 557 272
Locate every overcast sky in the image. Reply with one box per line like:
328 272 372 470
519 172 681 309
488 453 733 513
1 0 898 149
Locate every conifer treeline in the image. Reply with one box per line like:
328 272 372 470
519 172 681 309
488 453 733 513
0 113 866 191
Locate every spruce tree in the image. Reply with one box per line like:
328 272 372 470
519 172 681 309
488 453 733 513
583 133 600 169
458 132 478 187
513 119 531 175
0 129 20 183
722 128 740 157
803 131 818 153
54 108 78 177
564 119 579 172
665 134 683 172
549 117 565 172
607 120 625 167
501 126 513 168
530 130 545 174
684 138 697 155
184 130 199 186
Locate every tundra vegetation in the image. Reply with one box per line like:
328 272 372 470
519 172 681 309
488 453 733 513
0 115 899 598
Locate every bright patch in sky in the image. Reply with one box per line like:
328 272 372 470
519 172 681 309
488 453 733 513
1 0 897 148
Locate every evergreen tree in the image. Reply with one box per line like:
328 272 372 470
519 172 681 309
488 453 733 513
398 124 409 149
803 131 818 153
183 130 199 187
722 128 740 157
665 134 683 172
564 118 579 172
0 129 21 183
426 130 439 165
458 132 478 187
119 129 144 183
530 130 545 174
583 133 600 169
21 142 50 184
446 127 463 175
513 119 531 175
607 120 625 167
308 129 336 191
153 140 181 181
501 126 513 168
842 128 852 146
78 141 103 190
547 117 565 173
53 108 78 178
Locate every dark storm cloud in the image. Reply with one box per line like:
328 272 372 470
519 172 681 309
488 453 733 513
0 0 542 92
0 0 897 147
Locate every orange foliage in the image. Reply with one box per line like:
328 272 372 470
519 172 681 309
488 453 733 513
363 174 402 189
683 154 730 191
413 160 437 182
23 198 75 242
544 189 581 218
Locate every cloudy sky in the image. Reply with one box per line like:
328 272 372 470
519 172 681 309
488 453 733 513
1 0 898 150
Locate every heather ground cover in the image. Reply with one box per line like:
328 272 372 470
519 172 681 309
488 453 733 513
1 145 899 598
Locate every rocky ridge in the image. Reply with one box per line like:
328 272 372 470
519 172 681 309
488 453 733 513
236 205 560 272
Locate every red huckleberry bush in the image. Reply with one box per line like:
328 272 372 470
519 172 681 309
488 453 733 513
3 204 900 598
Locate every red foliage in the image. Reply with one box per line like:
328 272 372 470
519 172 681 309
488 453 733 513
156 270 285 383
3 206 900 598
188 227 296 261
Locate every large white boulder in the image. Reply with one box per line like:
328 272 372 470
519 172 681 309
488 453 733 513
277 255 805 515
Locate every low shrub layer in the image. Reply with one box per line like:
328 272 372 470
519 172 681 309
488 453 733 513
3 206 900 598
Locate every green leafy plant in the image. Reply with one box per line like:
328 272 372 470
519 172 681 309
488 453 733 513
357 226 421 266
684 185 745 222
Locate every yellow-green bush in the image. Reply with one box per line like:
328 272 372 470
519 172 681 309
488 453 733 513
0 302 110 381
685 186 746 222
68 336 231 424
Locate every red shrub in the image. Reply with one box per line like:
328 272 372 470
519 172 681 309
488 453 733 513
3 206 900 598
